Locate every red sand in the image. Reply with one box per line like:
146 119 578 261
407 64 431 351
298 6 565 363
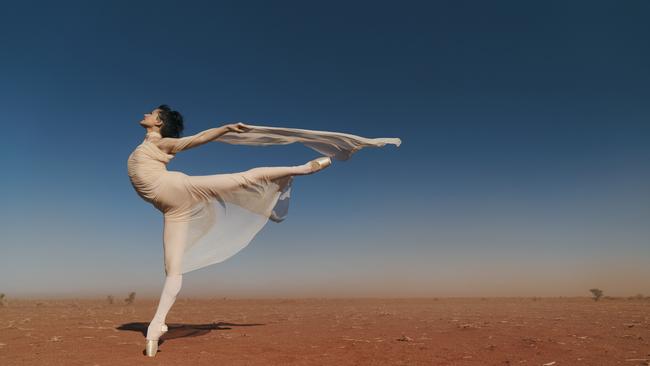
1 297 648 365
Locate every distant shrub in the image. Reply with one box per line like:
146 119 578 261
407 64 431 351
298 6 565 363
124 292 136 305
106 295 114 305
589 288 603 301
0 293 6 307
627 293 644 300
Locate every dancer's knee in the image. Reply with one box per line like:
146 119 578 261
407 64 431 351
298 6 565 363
164 257 183 277
164 245 185 277
165 265 183 277
162 274 183 297
243 167 266 181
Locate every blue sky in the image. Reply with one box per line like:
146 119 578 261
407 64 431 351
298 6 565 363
1 0 648 298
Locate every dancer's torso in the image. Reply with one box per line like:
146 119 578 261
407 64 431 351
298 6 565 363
127 133 179 209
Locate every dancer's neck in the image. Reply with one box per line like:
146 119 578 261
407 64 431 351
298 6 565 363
146 130 162 138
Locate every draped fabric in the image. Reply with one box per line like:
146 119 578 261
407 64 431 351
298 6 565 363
214 125 402 160
127 125 401 274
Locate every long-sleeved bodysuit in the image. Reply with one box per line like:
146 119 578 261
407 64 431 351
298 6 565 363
127 124 401 276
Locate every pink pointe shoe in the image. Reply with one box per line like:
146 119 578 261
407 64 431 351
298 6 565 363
145 323 168 357
308 156 332 173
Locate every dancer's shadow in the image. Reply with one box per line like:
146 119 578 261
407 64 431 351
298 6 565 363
118 321 265 346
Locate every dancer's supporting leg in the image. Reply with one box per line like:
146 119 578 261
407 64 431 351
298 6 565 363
146 274 182 340
146 219 187 341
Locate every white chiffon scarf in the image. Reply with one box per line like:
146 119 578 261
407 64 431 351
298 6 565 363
179 125 402 274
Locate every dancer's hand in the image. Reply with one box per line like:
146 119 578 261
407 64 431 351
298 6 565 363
226 122 252 133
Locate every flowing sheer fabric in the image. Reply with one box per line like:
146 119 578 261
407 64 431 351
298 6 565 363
127 125 401 275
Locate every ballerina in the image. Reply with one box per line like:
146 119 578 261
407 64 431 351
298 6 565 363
126 104 401 357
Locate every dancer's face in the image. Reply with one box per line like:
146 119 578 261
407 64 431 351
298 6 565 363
140 108 163 129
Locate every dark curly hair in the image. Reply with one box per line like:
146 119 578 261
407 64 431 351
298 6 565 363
157 104 184 138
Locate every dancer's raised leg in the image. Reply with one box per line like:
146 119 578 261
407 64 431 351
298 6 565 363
185 159 329 201
245 164 312 180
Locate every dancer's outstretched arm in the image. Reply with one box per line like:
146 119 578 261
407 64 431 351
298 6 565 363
157 123 251 154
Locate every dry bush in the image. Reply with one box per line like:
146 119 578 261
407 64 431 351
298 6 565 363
589 288 603 301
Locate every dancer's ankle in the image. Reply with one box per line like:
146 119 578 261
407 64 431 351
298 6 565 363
146 320 166 341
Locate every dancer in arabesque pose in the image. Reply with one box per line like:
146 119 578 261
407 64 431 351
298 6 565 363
126 104 401 357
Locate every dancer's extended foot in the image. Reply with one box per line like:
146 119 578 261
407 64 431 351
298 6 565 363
303 156 332 174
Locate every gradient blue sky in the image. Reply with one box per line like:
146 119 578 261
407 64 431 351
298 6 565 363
1 1 648 298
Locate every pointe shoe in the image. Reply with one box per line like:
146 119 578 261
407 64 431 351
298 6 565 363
145 339 159 357
145 323 168 357
308 156 332 173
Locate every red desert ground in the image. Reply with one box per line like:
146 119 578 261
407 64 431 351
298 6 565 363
0 296 649 365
